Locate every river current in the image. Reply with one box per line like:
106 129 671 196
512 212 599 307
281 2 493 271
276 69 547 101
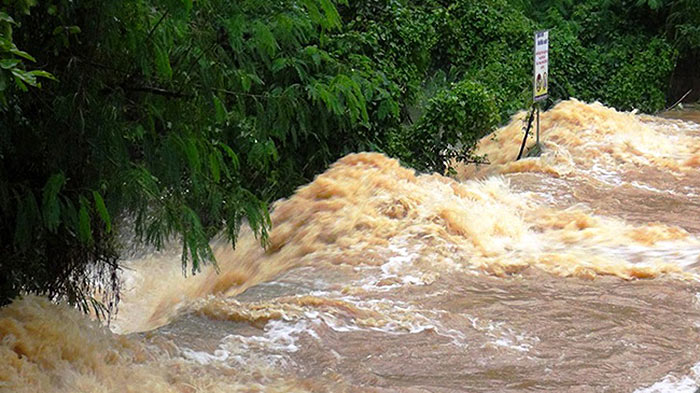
2 99 700 392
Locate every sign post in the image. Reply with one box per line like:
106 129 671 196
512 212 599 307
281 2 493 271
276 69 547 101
533 30 549 146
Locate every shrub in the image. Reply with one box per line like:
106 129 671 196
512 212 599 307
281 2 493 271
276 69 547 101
402 79 500 173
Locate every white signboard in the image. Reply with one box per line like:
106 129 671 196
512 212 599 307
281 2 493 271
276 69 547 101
533 30 549 102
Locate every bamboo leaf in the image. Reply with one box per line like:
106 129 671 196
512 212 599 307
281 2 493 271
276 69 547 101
219 144 240 172
318 0 342 29
28 70 57 81
209 152 221 182
42 173 65 232
154 45 173 80
0 59 20 70
92 191 111 233
10 46 35 62
181 0 193 13
12 69 37 86
241 74 252 92
271 58 287 73
253 21 279 57
0 12 15 24
78 197 92 244
183 138 201 173
213 95 227 123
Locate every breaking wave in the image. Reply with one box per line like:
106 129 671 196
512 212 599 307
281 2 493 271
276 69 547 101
3 100 700 392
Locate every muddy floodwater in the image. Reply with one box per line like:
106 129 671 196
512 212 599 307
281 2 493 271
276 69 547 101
3 100 700 393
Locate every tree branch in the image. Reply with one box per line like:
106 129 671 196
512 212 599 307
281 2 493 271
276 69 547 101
124 85 193 98
145 11 169 45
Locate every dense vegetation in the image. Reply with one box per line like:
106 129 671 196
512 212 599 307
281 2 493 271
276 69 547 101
1 0 697 313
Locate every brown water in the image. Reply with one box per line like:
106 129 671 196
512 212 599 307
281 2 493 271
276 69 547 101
3 100 700 393
661 105 700 123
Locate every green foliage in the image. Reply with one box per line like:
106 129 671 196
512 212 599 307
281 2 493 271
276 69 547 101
537 0 680 112
429 0 534 118
666 0 700 51
0 0 693 313
402 80 499 173
41 173 65 232
0 3 55 104
0 0 379 312
604 37 676 111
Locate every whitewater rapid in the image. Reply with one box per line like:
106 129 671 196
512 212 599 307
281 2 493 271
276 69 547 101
2 100 700 392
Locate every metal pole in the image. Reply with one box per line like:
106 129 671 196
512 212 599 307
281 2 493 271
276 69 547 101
536 103 540 145
516 106 536 161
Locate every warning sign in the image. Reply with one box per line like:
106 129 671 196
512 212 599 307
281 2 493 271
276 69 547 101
533 30 549 102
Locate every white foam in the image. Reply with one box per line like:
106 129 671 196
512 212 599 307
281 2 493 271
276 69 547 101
630 181 666 194
634 362 700 393
179 318 320 368
469 317 539 353
358 241 428 291
242 319 317 353
300 293 468 346
587 241 700 270
589 162 624 186
634 375 697 393
181 347 230 365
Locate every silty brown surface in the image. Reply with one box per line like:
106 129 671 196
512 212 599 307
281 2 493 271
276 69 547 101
3 101 700 393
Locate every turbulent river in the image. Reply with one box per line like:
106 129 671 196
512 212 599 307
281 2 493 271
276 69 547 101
3 100 700 392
